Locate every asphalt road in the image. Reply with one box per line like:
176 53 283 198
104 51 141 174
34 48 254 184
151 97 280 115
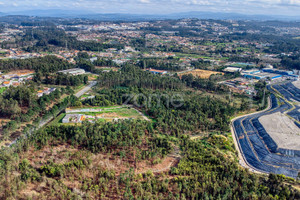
75 81 97 98
8 81 98 147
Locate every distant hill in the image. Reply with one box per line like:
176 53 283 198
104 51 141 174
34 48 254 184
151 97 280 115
8 9 94 18
3 10 300 21
78 12 300 21
167 11 300 21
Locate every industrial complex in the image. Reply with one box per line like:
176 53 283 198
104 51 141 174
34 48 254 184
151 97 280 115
221 66 300 95
241 68 299 80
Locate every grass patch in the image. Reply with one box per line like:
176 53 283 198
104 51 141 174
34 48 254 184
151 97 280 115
179 69 224 79
63 106 149 124
0 87 7 94
78 107 142 118
73 84 86 93
48 113 66 126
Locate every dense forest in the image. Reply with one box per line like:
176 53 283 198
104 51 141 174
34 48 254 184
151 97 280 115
97 65 184 90
180 73 229 92
84 87 234 134
0 84 75 139
34 72 89 86
137 58 184 71
281 54 300 70
228 56 260 64
0 56 73 73
93 58 117 67
190 59 211 69
1 27 124 52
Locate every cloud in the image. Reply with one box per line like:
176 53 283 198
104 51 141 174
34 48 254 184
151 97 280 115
279 0 300 6
0 0 299 16
187 0 213 6
139 0 151 3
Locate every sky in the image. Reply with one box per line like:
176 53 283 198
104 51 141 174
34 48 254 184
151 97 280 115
0 0 300 16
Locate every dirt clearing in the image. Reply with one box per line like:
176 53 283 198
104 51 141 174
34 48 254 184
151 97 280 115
179 69 224 79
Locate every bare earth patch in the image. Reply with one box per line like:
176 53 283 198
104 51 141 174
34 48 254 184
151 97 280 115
5 69 35 76
97 112 120 118
136 156 178 174
22 144 79 168
180 69 224 79
16 139 179 200
259 112 300 150
19 183 40 198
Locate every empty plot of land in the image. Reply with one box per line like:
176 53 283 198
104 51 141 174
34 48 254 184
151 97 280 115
62 106 149 123
5 69 35 76
180 69 224 79
259 112 300 150
95 66 119 71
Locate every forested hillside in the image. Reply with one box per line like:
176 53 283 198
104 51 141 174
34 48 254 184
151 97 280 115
0 121 299 199
0 65 299 199
1 27 124 52
0 56 73 73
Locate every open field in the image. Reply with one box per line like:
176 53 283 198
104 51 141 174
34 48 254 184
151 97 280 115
63 105 148 123
5 69 35 76
230 63 256 68
95 66 119 71
174 53 203 59
259 112 300 150
179 69 224 79
87 74 98 81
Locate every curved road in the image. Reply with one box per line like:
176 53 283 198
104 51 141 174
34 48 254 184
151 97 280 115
231 97 271 174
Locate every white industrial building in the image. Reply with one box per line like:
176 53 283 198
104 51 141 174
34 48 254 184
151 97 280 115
58 68 86 76
223 67 242 73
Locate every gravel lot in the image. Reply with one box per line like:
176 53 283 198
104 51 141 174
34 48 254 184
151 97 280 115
259 112 300 150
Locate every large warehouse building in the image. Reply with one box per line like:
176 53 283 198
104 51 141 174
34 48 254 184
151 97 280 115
244 73 282 80
262 68 294 75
